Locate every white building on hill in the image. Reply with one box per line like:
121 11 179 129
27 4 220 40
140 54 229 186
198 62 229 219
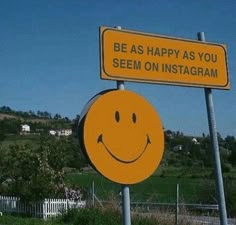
49 129 72 137
21 124 30 133
57 129 72 136
49 130 57 136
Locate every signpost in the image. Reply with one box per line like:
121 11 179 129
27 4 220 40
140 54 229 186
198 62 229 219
100 26 229 89
198 32 228 225
78 26 230 225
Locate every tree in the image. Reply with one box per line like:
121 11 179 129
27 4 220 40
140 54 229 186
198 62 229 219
54 113 62 120
0 118 21 134
224 135 235 150
0 141 64 201
0 106 12 113
72 114 80 137
0 135 87 202
38 136 87 170
0 130 6 141
229 142 236 166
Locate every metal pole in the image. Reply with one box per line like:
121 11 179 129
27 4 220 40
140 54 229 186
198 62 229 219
176 183 179 225
121 185 131 225
117 78 131 225
115 25 131 225
92 181 95 207
117 80 125 90
118 79 131 225
198 32 228 225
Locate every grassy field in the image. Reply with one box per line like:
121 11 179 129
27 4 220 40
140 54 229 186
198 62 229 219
65 171 212 203
65 167 236 217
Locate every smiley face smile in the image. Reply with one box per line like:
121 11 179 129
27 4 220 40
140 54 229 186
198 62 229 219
97 134 151 164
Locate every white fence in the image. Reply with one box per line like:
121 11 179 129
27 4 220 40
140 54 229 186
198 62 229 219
0 195 86 219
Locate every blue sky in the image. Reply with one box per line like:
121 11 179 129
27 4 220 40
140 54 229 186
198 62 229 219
0 0 235 137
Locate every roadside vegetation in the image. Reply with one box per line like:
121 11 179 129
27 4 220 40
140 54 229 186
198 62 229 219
0 207 191 225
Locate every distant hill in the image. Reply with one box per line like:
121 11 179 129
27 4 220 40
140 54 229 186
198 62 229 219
0 105 72 123
0 113 17 120
0 111 59 125
0 106 75 137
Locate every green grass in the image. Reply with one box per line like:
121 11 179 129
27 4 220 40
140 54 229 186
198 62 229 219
65 172 206 203
0 214 66 225
155 165 213 178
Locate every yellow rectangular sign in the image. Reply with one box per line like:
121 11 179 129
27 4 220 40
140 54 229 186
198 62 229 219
100 26 230 89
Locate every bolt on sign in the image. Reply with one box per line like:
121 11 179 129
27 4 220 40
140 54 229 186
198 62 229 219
100 26 230 89
78 89 164 184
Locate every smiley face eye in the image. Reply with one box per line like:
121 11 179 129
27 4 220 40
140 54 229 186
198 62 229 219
115 111 120 122
132 113 137 123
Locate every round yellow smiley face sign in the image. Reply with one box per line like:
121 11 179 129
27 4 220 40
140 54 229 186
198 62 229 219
79 89 164 184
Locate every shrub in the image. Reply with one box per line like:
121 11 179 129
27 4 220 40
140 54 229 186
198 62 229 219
197 178 236 217
61 207 166 225
196 179 217 204
73 208 121 225
222 163 232 173
224 179 236 217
